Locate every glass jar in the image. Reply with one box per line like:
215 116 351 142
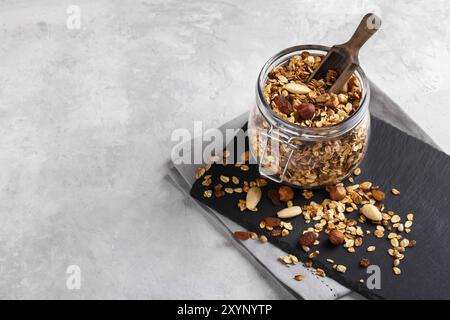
248 45 370 189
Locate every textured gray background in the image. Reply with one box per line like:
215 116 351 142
0 0 449 299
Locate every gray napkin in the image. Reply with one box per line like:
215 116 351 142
168 82 437 300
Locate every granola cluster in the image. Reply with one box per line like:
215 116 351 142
263 52 362 127
249 51 369 188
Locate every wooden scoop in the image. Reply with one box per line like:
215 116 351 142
307 13 381 93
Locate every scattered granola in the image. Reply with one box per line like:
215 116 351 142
196 150 416 279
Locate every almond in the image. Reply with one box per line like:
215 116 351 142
285 82 311 95
246 187 262 210
360 204 382 222
277 206 302 219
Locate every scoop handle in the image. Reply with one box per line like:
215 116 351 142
343 13 381 56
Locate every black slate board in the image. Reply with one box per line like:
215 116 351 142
190 116 450 300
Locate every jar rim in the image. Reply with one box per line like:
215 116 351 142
256 44 370 138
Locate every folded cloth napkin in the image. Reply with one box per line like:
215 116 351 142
168 82 437 300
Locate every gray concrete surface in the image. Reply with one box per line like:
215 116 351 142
0 0 448 299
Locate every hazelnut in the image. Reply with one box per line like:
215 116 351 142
329 229 345 246
299 231 317 247
359 258 370 268
295 102 315 120
273 95 293 115
278 186 294 202
327 185 346 201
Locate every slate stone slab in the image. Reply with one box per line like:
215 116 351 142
190 115 450 300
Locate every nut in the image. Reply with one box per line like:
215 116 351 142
268 189 281 206
359 258 370 268
299 231 317 247
393 267 401 275
246 187 262 210
391 188 401 196
367 246 376 252
327 185 347 201
277 206 302 219
329 229 345 246
360 204 382 222
285 82 311 94
278 186 294 202
295 103 316 120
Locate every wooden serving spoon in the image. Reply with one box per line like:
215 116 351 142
307 13 381 93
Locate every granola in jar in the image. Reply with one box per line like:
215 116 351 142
249 45 370 188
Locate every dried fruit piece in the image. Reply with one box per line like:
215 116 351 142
268 189 281 206
246 187 262 210
299 231 317 247
271 229 282 237
371 189 385 201
294 275 305 281
360 204 382 222
327 185 347 201
256 178 268 187
329 229 345 246
264 217 282 228
359 258 370 268
408 240 417 248
273 95 293 115
278 186 294 202
277 206 302 219
234 231 250 241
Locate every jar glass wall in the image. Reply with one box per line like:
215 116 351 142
248 45 371 189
